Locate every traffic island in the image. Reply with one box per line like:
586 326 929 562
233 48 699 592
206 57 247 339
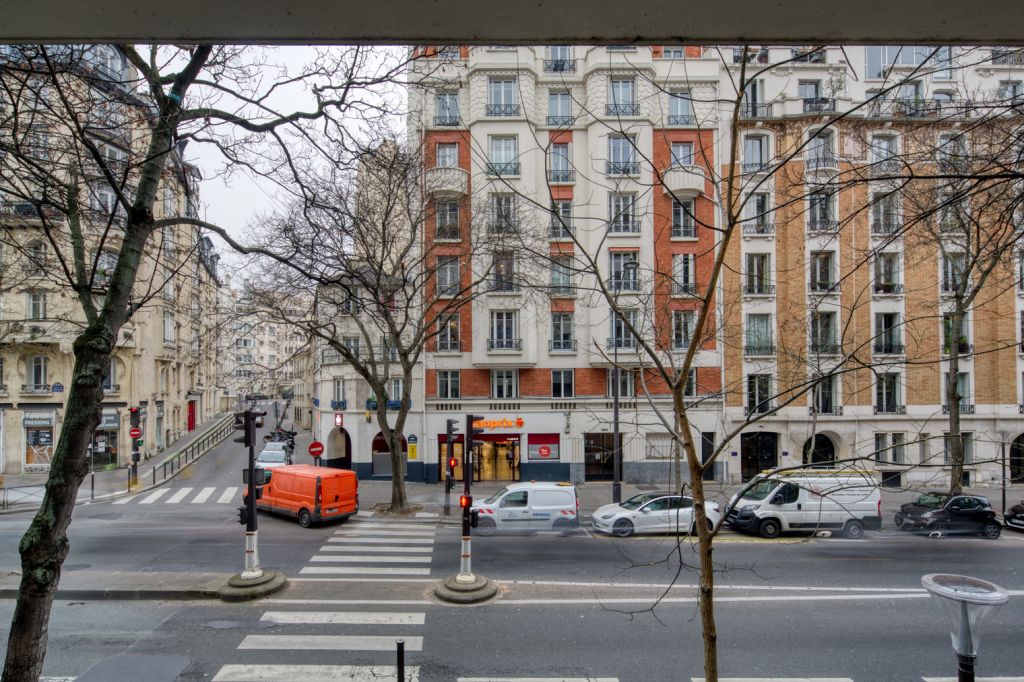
433 574 498 605
218 569 287 602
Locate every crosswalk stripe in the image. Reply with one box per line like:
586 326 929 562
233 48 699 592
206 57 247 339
692 679 854 681
458 679 619 682
165 487 194 504
347 522 435 530
923 678 1024 681
300 566 431 576
213 664 420 681
191 487 217 504
112 494 139 505
260 611 425 625
328 537 434 545
309 555 432 563
138 489 170 504
355 511 375 517
334 530 435 538
238 635 423 651
217 487 238 504
318 545 433 553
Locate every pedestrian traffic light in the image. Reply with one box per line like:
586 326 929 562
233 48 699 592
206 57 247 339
466 414 485 450
129 407 140 428
448 455 458 472
459 494 472 509
470 509 480 528
237 505 249 526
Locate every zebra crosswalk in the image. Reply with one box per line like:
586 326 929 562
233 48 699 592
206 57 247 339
297 519 439 578
110 485 240 505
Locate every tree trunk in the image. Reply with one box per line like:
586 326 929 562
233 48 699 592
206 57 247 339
946 309 965 495
2 325 113 681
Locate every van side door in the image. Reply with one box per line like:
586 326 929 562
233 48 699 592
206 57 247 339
765 482 802 530
498 490 530 529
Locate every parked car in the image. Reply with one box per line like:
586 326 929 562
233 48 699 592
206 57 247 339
472 482 579 536
894 492 1002 538
592 491 721 538
1005 500 1024 532
262 440 293 456
245 465 357 528
255 448 292 469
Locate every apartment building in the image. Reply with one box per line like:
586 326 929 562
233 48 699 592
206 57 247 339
0 45 225 473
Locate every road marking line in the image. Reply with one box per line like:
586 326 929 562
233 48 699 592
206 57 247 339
165 487 194 504
459 679 618 682
266 598 434 605
238 635 423 651
499 580 929 592
217 487 238 504
333 532 436 539
213 664 420 681
355 511 375 517
497 594 932 606
300 566 431 576
112 495 139 505
138 489 170 504
923 678 1024 681
260 611 425 625
693 679 854 682
415 512 439 518
191 486 217 504
340 525 436 533
319 545 434 553
309 555 432 563
289 578 439 584
328 537 434 545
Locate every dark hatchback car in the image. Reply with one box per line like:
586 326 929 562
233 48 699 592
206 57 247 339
894 492 1002 539
1005 501 1024 532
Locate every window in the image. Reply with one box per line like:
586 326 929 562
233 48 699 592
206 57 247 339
610 251 639 290
548 143 572 182
342 336 361 358
0 358 4 388
668 91 693 124
436 256 459 297
810 311 838 354
943 432 974 465
332 378 345 402
436 143 458 167
806 129 835 166
874 253 901 293
671 200 695 238
550 200 573 238
870 134 898 163
744 193 772 233
608 193 638 232
865 46 935 79
608 78 636 114
743 135 767 171
608 369 636 398
435 45 461 59
871 192 900 233
546 46 573 71
389 378 404 403
552 369 574 398
808 191 835 230
684 368 698 397
96 250 118 285
663 46 685 59
672 310 695 349
548 91 572 125
435 91 459 124
610 308 639 349
438 314 460 352
999 80 1024 102
551 312 575 351
937 133 967 163
30 356 48 389
487 135 518 174
491 251 516 292
798 80 821 100
875 373 902 413
438 370 460 399
436 200 459 240
944 372 972 406
942 253 966 293
746 374 772 414
809 251 835 291
491 369 519 398
670 142 694 168
744 253 771 294
26 241 46 275
489 311 519 350
163 266 175 301
163 311 175 344
875 312 903 353
27 291 46 320
874 433 907 464
812 374 838 414
489 194 517 232
672 254 696 295
487 78 518 115
745 313 773 354
550 256 574 295
607 135 637 174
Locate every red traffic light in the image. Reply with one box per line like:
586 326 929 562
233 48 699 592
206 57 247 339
448 457 457 470
459 495 472 509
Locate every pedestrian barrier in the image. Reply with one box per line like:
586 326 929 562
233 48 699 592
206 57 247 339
1 485 47 510
136 414 235 494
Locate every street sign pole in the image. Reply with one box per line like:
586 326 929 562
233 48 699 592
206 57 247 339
129 408 142 490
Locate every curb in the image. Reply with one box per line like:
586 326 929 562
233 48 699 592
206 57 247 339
433 574 499 605
218 570 288 603
0 570 289 602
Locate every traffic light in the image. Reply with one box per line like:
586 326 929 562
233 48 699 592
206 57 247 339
448 455 458 472
459 494 472 509
129 407 140 428
470 509 480 528
466 414 485 450
446 418 459 442
237 505 249 526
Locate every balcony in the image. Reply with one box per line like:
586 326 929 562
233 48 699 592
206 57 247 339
942 403 976 415
739 102 773 119
546 115 574 126
548 169 576 184
330 399 347 410
809 405 844 416
485 162 520 177
807 219 839 234
102 383 121 395
606 103 640 116
667 114 696 126
741 161 769 175
21 384 51 395
433 115 462 127
549 339 577 352
745 402 774 416
606 277 640 292
608 218 642 234
874 404 907 415
543 58 577 73
872 282 904 296
607 337 638 350
805 154 839 171
435 222 461 241
742 222 775 236
671 223 696 239
548 284 577 298
992 48 1024 65
0 202 63 225
871 220 901 236
486 218 519 235
941 343 974 357
662 164 705 197
672 281 697 296
488 279 518 293
809 342 842 356
486 103 520 117
803 98 836 113
733 47 769 64
743 283 775 296
874 342 905 355
425 166 468 197
870 159 903 177
487 338 522 351
808 281 840 296
606 161 640 176
744 344 776 357
549 223 574 240
366 399 412 411
792 48 827 64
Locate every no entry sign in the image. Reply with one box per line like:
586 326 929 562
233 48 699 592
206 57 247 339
129 427 142 440
308 441 325 458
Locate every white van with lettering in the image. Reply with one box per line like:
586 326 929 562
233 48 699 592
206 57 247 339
726 470 882 539
472 482 579 536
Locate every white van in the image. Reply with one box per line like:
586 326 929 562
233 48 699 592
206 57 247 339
472 482 579 535
726 470 882 538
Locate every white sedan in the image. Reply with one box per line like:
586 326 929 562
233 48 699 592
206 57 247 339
591 491 722 537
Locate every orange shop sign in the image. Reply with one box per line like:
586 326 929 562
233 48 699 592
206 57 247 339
473 417 524 430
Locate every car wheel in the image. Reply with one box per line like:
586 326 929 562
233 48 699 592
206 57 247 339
689 519 714 535
612 519 635 538
553 518 573 536
298 509 312 528
758 518 782 539
929 522 949 537
981 521 1002 540
476 517 496 536
894 515 909 530
843 520 865 539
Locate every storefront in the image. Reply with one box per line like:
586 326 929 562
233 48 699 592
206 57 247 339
434 415 568 482
23 411 55 473
91 410 121 469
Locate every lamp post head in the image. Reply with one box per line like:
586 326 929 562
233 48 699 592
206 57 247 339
922 573 1009 657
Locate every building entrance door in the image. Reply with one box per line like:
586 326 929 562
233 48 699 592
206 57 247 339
584 433 616 480
740 432 778 481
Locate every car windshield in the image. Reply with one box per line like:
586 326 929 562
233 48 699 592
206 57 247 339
913 493 950 509
481 488 510 505
264 443 286 450
743 479 780 501
619 492 664 510
258 451 286 463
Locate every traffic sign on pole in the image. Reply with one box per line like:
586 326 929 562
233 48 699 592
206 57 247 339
308 441 325 458
129 427 142 440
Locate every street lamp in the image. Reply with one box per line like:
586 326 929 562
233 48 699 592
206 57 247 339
611 260 639 504
921 573 1009 682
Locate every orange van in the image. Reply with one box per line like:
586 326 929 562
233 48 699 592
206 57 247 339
248 465 358 527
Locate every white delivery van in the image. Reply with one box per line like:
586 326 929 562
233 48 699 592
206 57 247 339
726 470 882 539
472 481 579 535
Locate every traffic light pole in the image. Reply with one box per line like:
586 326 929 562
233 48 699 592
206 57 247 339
240 409 266 580
457 430 474 584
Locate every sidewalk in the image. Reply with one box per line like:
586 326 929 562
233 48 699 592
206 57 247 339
0 413 235 512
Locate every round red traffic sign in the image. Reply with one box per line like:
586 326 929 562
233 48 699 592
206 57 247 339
538 445 551 458
129 427 142 440
308 441 325 458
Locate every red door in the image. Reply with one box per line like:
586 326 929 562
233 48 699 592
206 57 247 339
187 401 196 432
